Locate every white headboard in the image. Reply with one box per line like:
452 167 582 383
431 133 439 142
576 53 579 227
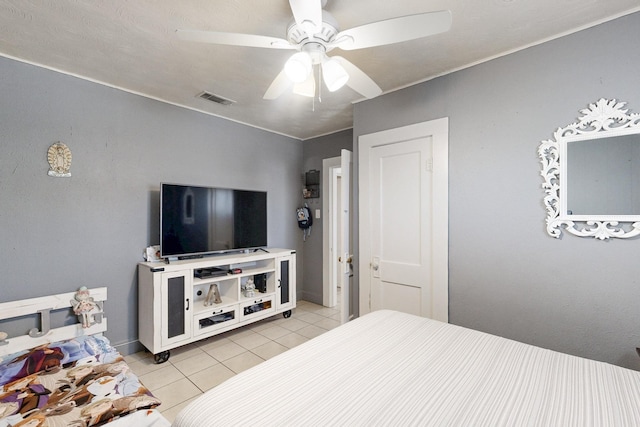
0 287 107 357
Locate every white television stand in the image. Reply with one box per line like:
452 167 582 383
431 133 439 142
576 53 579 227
138 248 296 363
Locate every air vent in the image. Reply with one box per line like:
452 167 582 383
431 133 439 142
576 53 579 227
197 91 235 106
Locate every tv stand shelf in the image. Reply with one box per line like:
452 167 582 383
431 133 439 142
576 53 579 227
138 248 296 363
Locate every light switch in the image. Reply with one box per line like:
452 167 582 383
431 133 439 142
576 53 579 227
315 209 321 219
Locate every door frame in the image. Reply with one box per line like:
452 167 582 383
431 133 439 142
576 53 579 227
358 118 449 322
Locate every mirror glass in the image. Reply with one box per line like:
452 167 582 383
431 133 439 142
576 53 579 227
539 98 640 239
567 135 640 215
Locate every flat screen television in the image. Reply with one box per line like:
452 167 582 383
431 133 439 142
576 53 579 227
160 183 267 258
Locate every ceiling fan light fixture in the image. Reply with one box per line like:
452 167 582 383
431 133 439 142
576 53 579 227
322 58 349 92
284 52 312 83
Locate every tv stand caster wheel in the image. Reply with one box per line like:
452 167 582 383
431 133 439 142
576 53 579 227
154 351 170 364
283 310 292 318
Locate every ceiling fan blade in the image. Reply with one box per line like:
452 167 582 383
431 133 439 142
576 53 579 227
332 10 452 51
289 0 323 37
263 69 293 100
176 29 294 50
332 56 382 99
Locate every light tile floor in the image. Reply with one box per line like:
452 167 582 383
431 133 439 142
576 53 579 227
124 299 341 423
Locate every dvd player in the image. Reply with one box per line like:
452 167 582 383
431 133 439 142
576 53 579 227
194 267 228 279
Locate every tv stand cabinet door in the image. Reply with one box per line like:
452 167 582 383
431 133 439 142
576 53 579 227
160 270 193 347
276 254 296 313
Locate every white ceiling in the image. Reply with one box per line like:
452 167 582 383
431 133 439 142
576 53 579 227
1 1 639 140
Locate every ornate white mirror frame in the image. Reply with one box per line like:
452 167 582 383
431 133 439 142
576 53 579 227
539 98 640 240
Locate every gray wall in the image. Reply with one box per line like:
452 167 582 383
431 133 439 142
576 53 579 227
353 12 640 369
300 129 353 303
0 56 303 353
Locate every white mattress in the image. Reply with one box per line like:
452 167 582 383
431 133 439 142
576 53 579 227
173 310 640 426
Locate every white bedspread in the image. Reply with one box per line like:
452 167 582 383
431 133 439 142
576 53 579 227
173 310 640 426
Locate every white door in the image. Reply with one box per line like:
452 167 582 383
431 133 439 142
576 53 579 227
340 149 352 324
323 150 352 323
322 156 341 308
358 118 448 322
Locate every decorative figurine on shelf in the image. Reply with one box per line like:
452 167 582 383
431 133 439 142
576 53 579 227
0 331 7 346
204 284 222 306
243 279 256 298
70 286 97 328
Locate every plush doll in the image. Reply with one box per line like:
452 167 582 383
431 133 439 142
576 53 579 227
70 287 97 328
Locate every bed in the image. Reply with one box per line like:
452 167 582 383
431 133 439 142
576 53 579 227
174 309 640 426
0 288 170 427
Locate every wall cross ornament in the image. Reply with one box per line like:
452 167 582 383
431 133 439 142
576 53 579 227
47 141 72 177
538 98 640 240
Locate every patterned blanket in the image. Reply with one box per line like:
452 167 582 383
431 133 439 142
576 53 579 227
0 335 160 427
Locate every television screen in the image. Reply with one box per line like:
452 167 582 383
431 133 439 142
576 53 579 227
161 183 267 258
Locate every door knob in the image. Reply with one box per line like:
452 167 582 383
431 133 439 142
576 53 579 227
339 255 353 264
371 256 380 278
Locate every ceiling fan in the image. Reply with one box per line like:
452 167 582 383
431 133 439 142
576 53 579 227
177 0 452 100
